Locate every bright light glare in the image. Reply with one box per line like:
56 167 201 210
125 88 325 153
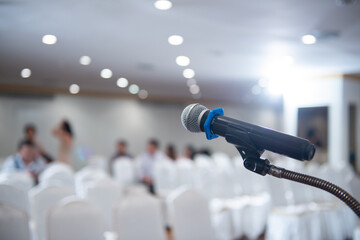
69 84 80 94
154 0 172 10
268 78 286 95
168 35 183 45
189 84 200 94
138 89 148 99
258 78 268 88
21 68 31 78
79 56 91 65
100 69 113 79
42 35 57 45
129 84 139 94
187 78 197 87
117 78 129 88
301 34 316 45
183 68 195 79
176 56 190 66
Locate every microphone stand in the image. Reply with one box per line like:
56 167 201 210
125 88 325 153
225 129 360 218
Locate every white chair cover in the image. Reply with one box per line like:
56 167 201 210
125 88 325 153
112 157 136 186
87 155 108 172
0 183 29 214
84 178 123 231
0 203 30 240
47 197 104 240
39 162 74 187
29 184 75 240
168 188 216 240
0 172 34 192
114 194 166 240
194 155 217 198
74 166 110 198
176 158 195 188
153 158 178 197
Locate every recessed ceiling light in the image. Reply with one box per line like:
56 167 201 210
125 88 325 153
189 84 200 94
129 84 139 94
117 78 129 88
183 68 195 79
187 78 197 87
251 85 261 95
301 34 316 44
138 90 149 99
42 35 57 45
21 68 31 78
100 69 112 79
168 35 183 45
69 84 80 94
79 56 91 65
176 56 190 67
154 0 172 10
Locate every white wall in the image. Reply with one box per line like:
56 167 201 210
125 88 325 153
0 94 281 170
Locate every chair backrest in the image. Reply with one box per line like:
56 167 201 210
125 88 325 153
176 158 195 188
153 158 178 197
84 178 123 231
39 163 74 187
0 203 30 240
0 172 34 192
193 155 217 198
113 194 166 240
87 155 108 172
29 184 75 240
47 197 104 240
0 183 29 214
74 166 110 198
168 188 215 240
112 157 136 186
212 152 233 170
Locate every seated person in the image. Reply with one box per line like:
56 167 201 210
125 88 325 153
2 139 46 181
110 140 133 175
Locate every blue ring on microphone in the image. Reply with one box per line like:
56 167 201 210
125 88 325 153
204 108 224 140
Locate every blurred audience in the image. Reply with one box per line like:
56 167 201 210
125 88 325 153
23 123 54 163
138 138 164 193
2 139 46 182
184 144 196 160
52 120 74 166
110 140 133 174
165 144 177 161
198 147 211 156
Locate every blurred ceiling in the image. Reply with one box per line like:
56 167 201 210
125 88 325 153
0 0 359 103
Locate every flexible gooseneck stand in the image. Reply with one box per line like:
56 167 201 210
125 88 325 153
231 134 360 218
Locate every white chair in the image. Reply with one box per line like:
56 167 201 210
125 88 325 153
193 154 217 198
47 197 104 240
113 194 166 240
39 162 74 187
88 155 108 172
176 158 195 188
0 172 34 192
112 157 136 186
168 188 216 240
0 203 30 240
153 158 178 197
29 184 75 240
0 183 29 214
74 166 110 198
84 178 123 231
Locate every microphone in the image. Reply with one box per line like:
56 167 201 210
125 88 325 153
181 103 316 161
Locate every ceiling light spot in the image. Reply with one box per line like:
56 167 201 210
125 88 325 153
251 85 261 95
79 56 91 65
168 35 183 45
258 78 268 88
154 0 172 10
189 84 200 94
129 84 139 94
183 68 195 79
192 92 201 99
301 34 316 44
138 90 149 99
21 68 31 78
100 68 113 79
117 78 129 88
69 84 80 94
187 78 197 87
176 56 190 67
42 34 57 45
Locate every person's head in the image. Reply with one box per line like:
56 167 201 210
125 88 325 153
61 120 73 138
147 138 159 155
116 140 127 154
185 145 195 160
17 139 36 164
24 124 36 140
166 144 177 160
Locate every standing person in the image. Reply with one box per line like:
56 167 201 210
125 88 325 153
109 140 133 174
166 144 177 161
138 139 164 193
23 124 54 163
2 140 46 182
52 120 74 166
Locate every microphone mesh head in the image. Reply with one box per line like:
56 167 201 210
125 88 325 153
181 103 208 132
